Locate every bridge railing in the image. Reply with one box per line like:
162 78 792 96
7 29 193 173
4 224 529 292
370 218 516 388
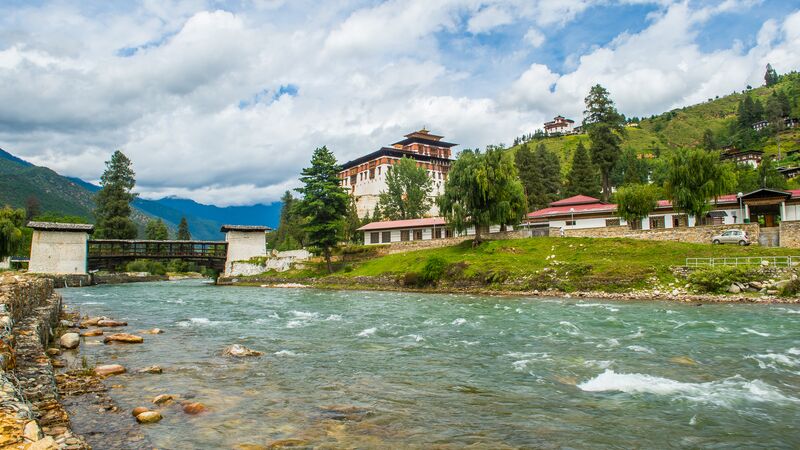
685 256 800 268
88 240 228 259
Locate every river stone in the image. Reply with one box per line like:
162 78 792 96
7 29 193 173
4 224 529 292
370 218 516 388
135 411 162 424
152 394 174 405
95 364 126 376
103 333 144 344
727 283 741 294
80 329 103 337
222 344 263 357
141 328 163 335
23 420 43 441
670 356 698 366
45 348 61 356
97 319 128 327
59 333 80 349
59 319 74 327
138 365 163 374
80 316 106 327
132 407 149 417
183 402 207 415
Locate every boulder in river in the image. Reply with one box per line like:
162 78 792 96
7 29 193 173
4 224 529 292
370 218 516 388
80 329 103 337
152 394 175 405
222 344 263 357
59 333 80 349
138 365 163 374
135 411 162 424
182 402 208 415
132 407 149 417
103 333 144 344
94 364 126 377
97 319 128 327
140 328 163 334
80 316 106 327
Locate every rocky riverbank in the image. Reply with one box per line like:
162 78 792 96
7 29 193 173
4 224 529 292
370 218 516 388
219 271 800 304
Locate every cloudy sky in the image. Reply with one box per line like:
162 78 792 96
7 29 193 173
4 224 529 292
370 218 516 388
1 0 798 206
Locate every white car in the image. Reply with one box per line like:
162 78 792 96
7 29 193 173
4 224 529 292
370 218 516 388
711 229 751 246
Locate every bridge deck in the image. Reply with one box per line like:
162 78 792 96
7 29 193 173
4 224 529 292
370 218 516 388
87 239 228 271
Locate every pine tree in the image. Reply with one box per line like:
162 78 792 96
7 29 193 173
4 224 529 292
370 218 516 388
144 218 169 240
295 146 348 272
701 128 716 150
177 217 191 240
371 204 382 222
514 143 541 209
270 191 305 250
535 143 561 208
94 150 138 239
343 196 362 244
765 63 779 87
583 84 625 201
564 141 600 198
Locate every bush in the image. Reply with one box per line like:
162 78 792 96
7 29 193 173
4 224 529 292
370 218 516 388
686 266 756 293
125 259 167 276
419 256 447 285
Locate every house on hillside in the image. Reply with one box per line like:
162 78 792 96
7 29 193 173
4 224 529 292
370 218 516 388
339 129 455 218
543 116 575 135
753 120 769 132
720 146 763 168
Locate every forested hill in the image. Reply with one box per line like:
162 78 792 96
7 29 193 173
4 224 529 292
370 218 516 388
511 71 800 171
0 148 281 239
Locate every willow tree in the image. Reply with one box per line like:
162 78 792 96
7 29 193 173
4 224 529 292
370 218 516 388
438 148 527 245
665 149 736 222
377 157 432 220
295 146 348 272
615 184 660 229
94 150 138 239
0 206 25 260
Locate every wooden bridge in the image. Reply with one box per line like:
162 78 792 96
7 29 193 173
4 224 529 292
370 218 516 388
87 239 229 271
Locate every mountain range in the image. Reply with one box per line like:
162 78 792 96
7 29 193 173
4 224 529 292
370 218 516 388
0 148 281 240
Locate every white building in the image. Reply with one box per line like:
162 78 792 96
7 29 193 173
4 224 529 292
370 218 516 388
340 129 455 218
543 116 575 135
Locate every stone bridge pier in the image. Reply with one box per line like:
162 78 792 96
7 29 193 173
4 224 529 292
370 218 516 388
221 225 271 276
27 222 94 275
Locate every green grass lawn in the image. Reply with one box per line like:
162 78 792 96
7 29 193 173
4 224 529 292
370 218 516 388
249 237 800 292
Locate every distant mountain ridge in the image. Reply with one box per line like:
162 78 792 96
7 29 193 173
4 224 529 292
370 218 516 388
0 148 280 240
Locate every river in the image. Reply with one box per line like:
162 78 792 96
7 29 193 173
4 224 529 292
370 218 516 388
60 280 800 449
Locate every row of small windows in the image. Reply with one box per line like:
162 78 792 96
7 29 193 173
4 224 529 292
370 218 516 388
369 228 454 243
341 165 445 186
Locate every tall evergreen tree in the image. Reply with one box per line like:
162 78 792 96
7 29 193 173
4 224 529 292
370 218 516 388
701 128 716 150
515 143 561 210
94 150 138 239
564 141 601 198
767 91 788 157
177 217 191 240
295 146 348 272
0 206 25 260
438 148 527 245
144 218 169 240
514 143 540 209
270 191 305 250
377 157 433 220
765 63 779 87
343 195 362 244
370 204 382 222
25 195 41 221
583 84 625 201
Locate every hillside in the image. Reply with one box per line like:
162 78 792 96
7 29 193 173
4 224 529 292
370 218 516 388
0 148 280 240
514 73 800 171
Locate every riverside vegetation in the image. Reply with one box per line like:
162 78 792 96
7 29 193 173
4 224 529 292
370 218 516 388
226 237 800 301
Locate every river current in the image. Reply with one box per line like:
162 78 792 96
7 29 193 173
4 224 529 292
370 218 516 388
60 280 800 449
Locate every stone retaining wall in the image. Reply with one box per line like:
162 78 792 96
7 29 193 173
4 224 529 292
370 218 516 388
0 274 84 448
779 220 800 248
557 223 761 244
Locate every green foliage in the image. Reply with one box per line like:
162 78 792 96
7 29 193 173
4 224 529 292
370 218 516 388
564 141 600 198
269 191 306 251
25 195 40 221
611 148 650 186
125 259 166 275
0 206 25 259
615 184 660 228
734 159 786 193
177 217 191 240
144 218 169 240
516 143 561 210
295 146 349 272
438 147 527 244
94 150 138 239
687 266 756 293
166 259 199 273
583 84 625 201
32 212 89 223
377 157 433 220
765 63 779 87
419 256 447 285
665 149 736 220
342 195 362 244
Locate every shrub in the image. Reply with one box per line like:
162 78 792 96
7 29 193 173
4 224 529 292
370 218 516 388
419 256 447 285
125 259 167 275
686 266 756 293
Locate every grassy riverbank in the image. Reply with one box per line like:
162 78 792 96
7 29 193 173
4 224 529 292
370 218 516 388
232 237 800 295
